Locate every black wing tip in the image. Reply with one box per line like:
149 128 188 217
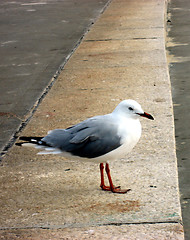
15 142 23 146
16 136 44 147
19 136 43 141
19 136 29 141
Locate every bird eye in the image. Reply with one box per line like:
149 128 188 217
128 107 134 111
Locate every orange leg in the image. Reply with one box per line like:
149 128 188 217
100 163 113 191
99 163 131 194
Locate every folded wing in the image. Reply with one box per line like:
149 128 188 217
42 116 122 158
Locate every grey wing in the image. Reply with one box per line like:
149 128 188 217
42 116 122 158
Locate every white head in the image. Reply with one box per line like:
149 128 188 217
113 99 154 120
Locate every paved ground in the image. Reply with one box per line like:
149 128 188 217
0 0 184 239
167 0 190 238
0 0 110 155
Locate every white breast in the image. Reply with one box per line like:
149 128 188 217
92 117 142 163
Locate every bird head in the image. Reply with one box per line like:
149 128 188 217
113 99 154 120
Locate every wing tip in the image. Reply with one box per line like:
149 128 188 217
16 136 43 147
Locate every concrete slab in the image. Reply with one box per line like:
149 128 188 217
64 40 166 70
0 223 184 240
0 0 184 238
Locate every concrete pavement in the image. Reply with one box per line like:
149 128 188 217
0 0 184 239
0 0 110 155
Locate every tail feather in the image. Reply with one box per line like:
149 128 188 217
16 136 63 155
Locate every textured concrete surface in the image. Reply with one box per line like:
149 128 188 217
0 0 184 239
0 0 110 154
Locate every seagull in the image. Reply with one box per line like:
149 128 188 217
16 99 154 194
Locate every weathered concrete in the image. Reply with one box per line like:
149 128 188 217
0 224 184 240
0 0 184 238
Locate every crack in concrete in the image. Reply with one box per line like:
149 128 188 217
0 220 183 231
85 37 160 42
